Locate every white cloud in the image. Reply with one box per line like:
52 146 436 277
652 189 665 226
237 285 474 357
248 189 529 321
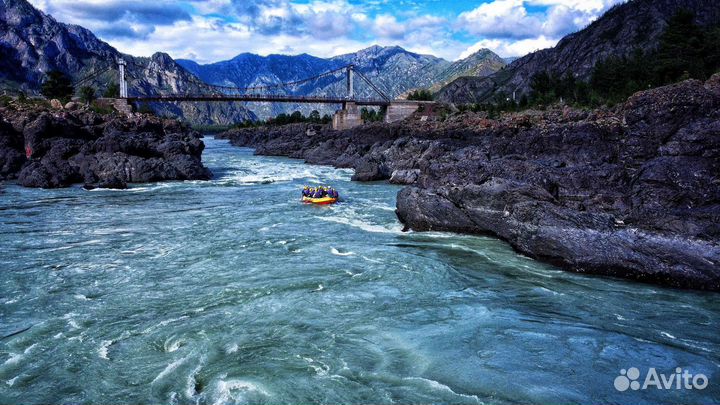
372 14 407 39
457 0 625 40
459 36 559 59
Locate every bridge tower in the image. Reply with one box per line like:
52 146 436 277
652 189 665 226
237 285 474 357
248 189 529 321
346 64 354 100
118 58 128 98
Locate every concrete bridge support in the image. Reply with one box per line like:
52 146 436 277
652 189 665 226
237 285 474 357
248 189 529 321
332 102 363 130
384 102 428 123
95 98 134 115
332 101 434 130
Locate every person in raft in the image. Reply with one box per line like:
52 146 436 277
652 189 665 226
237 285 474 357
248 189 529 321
302 186 339 199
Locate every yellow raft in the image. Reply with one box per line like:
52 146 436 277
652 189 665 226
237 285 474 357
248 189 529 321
302 196 338 205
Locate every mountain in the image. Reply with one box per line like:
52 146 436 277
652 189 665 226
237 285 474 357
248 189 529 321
437 0 720 104
429 48 505 92
330 45 451 95
178 53 339 89
178 45 453 118
0 0 255 124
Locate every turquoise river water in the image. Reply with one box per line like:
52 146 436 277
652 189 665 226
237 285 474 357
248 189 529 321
1 137 718 404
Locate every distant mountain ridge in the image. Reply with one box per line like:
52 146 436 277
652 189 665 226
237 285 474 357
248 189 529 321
177 45 505 118
178 45 454 118
437 0 720 104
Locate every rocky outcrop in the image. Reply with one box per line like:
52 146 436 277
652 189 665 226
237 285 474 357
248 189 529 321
437 0 720 103
0 103 211 188
219 77 720 290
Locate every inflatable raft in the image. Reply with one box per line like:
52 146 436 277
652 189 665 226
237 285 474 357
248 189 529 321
302 196 338 205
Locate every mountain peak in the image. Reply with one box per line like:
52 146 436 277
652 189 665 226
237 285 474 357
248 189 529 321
430 48 505 91
0 0 44 26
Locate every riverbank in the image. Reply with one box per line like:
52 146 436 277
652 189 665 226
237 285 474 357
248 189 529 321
218 76 720 291
0 102 211 189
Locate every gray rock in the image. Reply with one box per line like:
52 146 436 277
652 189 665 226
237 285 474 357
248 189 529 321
1 104 212 188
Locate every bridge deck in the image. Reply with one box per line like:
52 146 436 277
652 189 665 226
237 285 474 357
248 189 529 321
126 95 392 106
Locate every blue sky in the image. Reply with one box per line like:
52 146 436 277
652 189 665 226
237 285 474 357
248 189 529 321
29 0 626 63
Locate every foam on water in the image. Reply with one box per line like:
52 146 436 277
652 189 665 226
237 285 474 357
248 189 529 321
3 353 23 366
317 215 402 234
164 337 184 353
211 378 270 405
152 356 190 384
98 340 112 360
330 247 355 256
403 377 481 402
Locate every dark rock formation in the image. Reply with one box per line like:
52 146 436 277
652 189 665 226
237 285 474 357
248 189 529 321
0 103 211 188
83 176 127 191
219 76 720 290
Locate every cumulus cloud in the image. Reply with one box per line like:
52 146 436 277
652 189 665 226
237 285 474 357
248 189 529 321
27 0 626 62
459 36 558 59
457 0 624 40
29 0 191 39
457 0 540 39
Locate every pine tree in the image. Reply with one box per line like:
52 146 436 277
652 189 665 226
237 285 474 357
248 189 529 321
41 71 74 101
79 86 96 104
103 83 120 98
653 10 706 84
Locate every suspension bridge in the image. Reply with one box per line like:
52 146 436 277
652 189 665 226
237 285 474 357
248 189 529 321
76 59 431 129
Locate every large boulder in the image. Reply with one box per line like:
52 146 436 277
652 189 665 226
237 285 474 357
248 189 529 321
0 104 213 188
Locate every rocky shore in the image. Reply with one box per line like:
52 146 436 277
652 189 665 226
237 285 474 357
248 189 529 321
0 103 212 189
218 77 720 291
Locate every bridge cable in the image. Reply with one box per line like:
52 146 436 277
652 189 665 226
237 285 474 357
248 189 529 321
201 65 351 93
353 70 390 102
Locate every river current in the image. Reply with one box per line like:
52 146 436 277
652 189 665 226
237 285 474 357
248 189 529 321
1 137 718 404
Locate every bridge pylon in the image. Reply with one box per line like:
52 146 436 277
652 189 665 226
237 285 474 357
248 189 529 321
118 58 128 98
346 64 354 100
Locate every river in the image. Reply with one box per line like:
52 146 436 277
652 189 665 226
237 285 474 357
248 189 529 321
1 137 718 404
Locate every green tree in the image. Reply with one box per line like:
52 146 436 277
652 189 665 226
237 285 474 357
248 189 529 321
407 89 433 101
308 110 321 123
274 113 289 125
41 70 74 102
289 110 304 123
103 82 120 98
137 102 155 115
705 27 720 76
653 10 707 84
79 86 96 104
